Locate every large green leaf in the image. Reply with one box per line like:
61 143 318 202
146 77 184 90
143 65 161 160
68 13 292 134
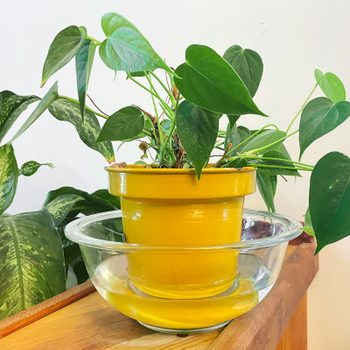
241 129 286 153
75 39 96 118
0 210 65 319
257 169 277 212
299 97 350 159
41 26 85 86
176 101 219 176
310 152 350 253
314 69 346 103
223 45 263 97
0 144 18 215
98 106 144 142
99 12 168 73
0 91 39 142
45 194 85 226
48 98 115 162
174 45 266 116
10 82 59 143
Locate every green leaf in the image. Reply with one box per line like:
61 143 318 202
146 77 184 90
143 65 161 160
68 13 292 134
19 161 54 177
0 210 65 319
48 97 115 162
99 12 168 73
303 208 315 237
259 150 300 176
176 100 219 176
10 82 59 143
314 69 346 103
0 91 39 142
44 186 120 217
223 45 263 97
225 125 251 151
41 26 85 86
0 144 18 215
174 45 266 116
257 170 277 212
45 194 85 225
310 152 350 253
241 129 286 153
75 39 96 118
299 97 350 159
98 106 144 141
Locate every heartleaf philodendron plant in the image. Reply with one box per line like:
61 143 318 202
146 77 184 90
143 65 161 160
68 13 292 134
36 12 349 254
1 14 349 317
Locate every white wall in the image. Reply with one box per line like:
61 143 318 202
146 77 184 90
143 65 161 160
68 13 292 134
1 1 349 348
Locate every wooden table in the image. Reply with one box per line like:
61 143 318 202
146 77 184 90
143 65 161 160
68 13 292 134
0 243 318 350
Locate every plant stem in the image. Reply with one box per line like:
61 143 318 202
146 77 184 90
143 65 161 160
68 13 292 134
286 83 318 133
87 95 109 117
244 163 313 171
60 95 108 119
145 74 174 117
246 130 299 155
226 154 314 170
150 71 176 107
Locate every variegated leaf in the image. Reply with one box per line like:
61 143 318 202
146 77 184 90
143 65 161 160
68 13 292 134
0 210 65 320
0 144 18 215
44 194 84 225
0 91 39 142
48 98 115 162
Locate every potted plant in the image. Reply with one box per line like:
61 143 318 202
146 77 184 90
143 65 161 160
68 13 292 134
2 10 349 324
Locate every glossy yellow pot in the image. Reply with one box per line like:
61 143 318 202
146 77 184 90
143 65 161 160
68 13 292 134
107 166 256 299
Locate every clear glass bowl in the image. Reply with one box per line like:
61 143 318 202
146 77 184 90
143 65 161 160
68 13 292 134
65 210 302 334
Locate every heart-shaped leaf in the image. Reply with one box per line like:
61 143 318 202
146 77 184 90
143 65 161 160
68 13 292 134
174 45 266 116
223 45 263 97
41 26 85 86
176 100 219 176
299 97 350 159
76 39 96 119
0 210 65 319
48 97 115 162
0 91 39 143
98 106 145 141
241 129 286 153
99 12 169 73
314 69 346 103
19 161 54 177
10 82 59 143
310 152 350 253
0 144 18 215
257 169 277 212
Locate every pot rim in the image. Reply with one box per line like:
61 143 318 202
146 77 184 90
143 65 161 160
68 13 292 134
65 209 302 252
105 164 255 175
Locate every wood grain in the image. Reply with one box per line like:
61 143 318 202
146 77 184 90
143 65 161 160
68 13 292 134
208 244 318 350
0 244 318 350
0 280 95 338
276 295 307 350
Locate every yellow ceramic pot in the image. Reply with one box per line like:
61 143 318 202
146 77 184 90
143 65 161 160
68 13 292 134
107 166 256 299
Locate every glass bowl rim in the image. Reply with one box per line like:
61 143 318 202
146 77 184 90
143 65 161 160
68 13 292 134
65 209 302 252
